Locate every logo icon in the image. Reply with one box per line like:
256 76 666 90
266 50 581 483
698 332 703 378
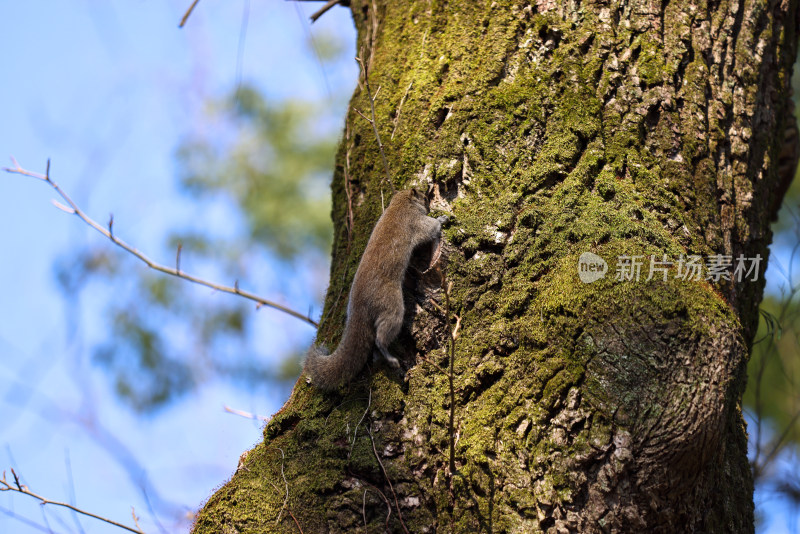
578 252 607 283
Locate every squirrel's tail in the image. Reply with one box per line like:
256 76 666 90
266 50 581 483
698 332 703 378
304 320 373 391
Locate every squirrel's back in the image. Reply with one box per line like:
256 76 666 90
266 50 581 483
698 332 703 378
304 189 442 390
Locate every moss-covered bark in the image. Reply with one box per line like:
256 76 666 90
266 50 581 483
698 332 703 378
193 1 799 532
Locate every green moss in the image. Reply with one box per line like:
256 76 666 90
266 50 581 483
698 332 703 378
635 33 672 85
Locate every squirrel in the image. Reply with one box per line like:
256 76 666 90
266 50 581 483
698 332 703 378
304 188 447 391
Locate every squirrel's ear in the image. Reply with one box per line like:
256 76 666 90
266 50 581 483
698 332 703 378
408 187 430 204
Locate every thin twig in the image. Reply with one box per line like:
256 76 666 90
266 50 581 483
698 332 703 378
1 470 145 534
223 405 269 422
234 0 250 94
65 449 86 534
265 450 303 533
349 389 372 458
353 108 372 123
3 159 318 328
131 508 142 532
355 56 392 188
391 82 412 140
427 296 445 315
752 240 800 476
443 277 458 531
290 2 332 100
417 354 445 375
367 425 409 534
287 509 304 533
310 0 341 23
289 0 349 23
178 0 201 28
38 501 58 533
759 408 800 472
362 489 368 533
350 475 392 531
343 119 355 250
0 504 56 533
368 0 379 72
276 449 289 526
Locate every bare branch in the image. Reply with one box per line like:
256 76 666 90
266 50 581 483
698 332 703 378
0 469 145 534
310 0 342 23
178 0 201 28
3 159 318 328
289 0 349 23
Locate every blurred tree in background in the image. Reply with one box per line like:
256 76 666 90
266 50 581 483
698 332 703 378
53 37 348 413
747 151 800 514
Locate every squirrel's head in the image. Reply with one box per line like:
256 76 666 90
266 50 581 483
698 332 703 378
407 187 430 210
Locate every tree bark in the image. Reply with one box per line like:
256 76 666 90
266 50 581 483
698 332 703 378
193 1 799 532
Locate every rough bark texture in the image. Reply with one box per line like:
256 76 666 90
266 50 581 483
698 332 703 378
193 1 799 532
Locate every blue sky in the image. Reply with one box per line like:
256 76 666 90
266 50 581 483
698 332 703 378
0 2 798 533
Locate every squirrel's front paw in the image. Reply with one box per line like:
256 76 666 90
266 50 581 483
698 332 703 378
384 355 401 369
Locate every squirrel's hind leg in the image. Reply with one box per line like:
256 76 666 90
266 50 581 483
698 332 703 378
374 306 403 368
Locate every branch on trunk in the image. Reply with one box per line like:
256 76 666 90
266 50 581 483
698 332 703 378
289 0 351 23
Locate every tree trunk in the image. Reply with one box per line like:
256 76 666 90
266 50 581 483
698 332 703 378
193 1 799 532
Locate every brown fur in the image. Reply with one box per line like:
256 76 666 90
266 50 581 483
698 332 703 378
304 189 445 390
